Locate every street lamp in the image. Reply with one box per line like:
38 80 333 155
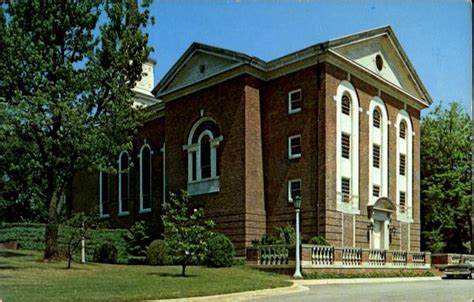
293 196 302 278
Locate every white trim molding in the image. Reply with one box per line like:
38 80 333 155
288 88 302 114
288 134 302 159
288 179 302 203
98 172 110 218
139 143 153 213
184 117 223 195
368 97 389 205
335 80 360 214
118 150 130 216
396 110 413 223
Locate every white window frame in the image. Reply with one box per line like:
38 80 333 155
396 110 413 222
138 143 153 213
288 179 302 203
288 134 302 159
335 80 359 214
183 117 223 196
118 150 130 216
288 89 302 114
99 172 110 218
368 97 388 206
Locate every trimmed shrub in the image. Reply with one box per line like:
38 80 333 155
275 224 296 244
93 242 117 264
205 233 235 268
147 239 171 265
309 236 330 246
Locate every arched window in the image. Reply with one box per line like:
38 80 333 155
399 121 406 139
184 117 223 195
341 94 351 115
118 151 130 215
139 144 152 213
368 98 388 205
99 172 110 218
336 81 359 214
396 111 413 222
373 108 381 128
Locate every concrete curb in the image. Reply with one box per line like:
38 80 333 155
147 282 308 302
147 277 441 301
294 276 442 285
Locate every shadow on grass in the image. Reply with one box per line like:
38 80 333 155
0 250 30 258
147 272 197 278
0 265 18 270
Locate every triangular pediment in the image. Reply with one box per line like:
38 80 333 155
166 51 242 91
331 32 427 101
154 43 262 96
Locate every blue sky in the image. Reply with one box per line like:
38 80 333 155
146 0 472 115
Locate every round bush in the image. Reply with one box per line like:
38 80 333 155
147 240 171 265
93 242 117 264
205 233 235 268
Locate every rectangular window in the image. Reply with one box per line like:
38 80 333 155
99 172 110 217
373 185 380 197
399 191 406 212
288 89 302 113
288 135 302 159
373 144 380 168
399 153 406 176
341 177 351 203
341 133 350 159
288 179 301 203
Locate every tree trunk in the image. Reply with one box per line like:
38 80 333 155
181 264 186 277
44 190 61 260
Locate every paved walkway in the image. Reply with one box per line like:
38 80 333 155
149 277 441 302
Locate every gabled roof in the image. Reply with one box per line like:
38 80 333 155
153 26 432 107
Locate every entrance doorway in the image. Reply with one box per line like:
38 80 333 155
373 220 385 250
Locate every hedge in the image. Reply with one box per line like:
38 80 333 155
0 223 129 263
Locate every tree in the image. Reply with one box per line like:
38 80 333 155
161 191 215 277
0 1 153 260
61 212 96 269
124 220 151 257
421 102 472 253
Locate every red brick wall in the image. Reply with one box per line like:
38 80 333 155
323 62 422 251
261 65 321 242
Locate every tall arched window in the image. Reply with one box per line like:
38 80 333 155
396 111 413 222
183 117 223 195
99 172 110 218
368 97 388 205
118 151 130 215
335 81 359 214
139 144 152 213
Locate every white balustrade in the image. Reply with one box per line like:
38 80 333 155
312 245 334 265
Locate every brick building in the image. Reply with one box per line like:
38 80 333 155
71 26 432 256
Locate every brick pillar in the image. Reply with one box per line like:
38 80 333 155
244 85 266 248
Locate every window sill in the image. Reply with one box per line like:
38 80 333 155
397 214 413 223
118 211 129 217
100 214 110 219
139 209 152 214
289 154 301 160
337 202 360 215
289 109 301 115
188 177 220 196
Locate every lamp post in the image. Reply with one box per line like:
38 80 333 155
293 196 302 278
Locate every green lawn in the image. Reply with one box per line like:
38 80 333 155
0 249 291 301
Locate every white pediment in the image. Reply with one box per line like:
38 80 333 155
332 35 423 99
165 51 243 92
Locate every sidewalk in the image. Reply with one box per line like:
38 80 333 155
149 276 442 302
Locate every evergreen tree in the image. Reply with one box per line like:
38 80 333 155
421 102 472 253
0 0 153 259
